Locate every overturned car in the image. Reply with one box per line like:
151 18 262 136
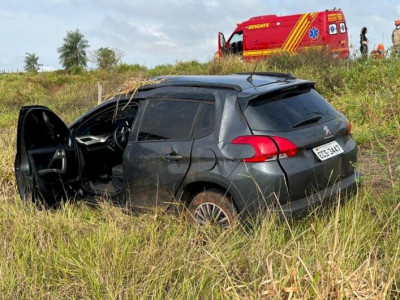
15 73 361 227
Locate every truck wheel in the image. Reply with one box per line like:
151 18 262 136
188 189 238 228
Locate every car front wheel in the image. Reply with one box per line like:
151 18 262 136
188 189 238 228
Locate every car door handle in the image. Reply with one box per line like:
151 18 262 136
38 149 67 175
164 154 183 161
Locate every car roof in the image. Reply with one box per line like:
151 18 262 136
146 73 300 93
98 73 315 111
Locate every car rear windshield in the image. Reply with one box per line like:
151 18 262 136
244 87 338 132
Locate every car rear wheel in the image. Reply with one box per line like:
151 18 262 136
188 189 238 228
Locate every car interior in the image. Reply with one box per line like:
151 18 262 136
74 103 138 196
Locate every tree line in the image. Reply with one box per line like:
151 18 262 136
24 29 123 73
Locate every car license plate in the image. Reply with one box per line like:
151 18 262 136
312 141 344 161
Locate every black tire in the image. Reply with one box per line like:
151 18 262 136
188 189 238 228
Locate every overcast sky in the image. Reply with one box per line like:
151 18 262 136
1 0 400 71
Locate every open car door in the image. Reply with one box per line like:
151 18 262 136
15 106 79 207
218 32 228 57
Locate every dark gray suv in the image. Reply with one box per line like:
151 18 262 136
15 73 361 227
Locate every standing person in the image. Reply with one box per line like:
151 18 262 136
360 27 369 58
392 20 400 57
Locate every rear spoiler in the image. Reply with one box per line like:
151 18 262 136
240 81 316 108
238 72 296 80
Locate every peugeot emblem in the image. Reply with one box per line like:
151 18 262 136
323 125 331 136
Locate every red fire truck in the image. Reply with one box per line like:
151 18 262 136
217 9 349 60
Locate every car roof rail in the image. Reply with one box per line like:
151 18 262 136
238 72 296 79
139 81 243 92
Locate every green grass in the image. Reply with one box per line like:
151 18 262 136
0 52 400 298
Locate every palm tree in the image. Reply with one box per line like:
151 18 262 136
57 29 89 72
24 52 41 72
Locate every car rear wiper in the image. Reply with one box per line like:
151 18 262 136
293 115 322 128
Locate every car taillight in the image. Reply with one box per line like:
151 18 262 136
271 136 298 158
232 136 298 162
346 121 352 135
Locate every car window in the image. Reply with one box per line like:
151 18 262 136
24 110 70 149
76 104 138 136
228 32 243 55
244 88 338 132
138 100 200 141
192 102 215 139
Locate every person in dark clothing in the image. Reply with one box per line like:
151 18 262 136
360 27 369 58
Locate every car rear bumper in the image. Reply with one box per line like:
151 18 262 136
274 170 362 218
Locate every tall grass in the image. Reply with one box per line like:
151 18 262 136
0 189 398 298
0 52 400 298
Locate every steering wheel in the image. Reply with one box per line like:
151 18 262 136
113 124 130 150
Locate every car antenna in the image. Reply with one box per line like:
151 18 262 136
247 58 262 85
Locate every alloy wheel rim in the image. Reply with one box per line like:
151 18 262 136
194 202 230 228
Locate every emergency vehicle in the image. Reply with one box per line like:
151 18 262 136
217 9 349 60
